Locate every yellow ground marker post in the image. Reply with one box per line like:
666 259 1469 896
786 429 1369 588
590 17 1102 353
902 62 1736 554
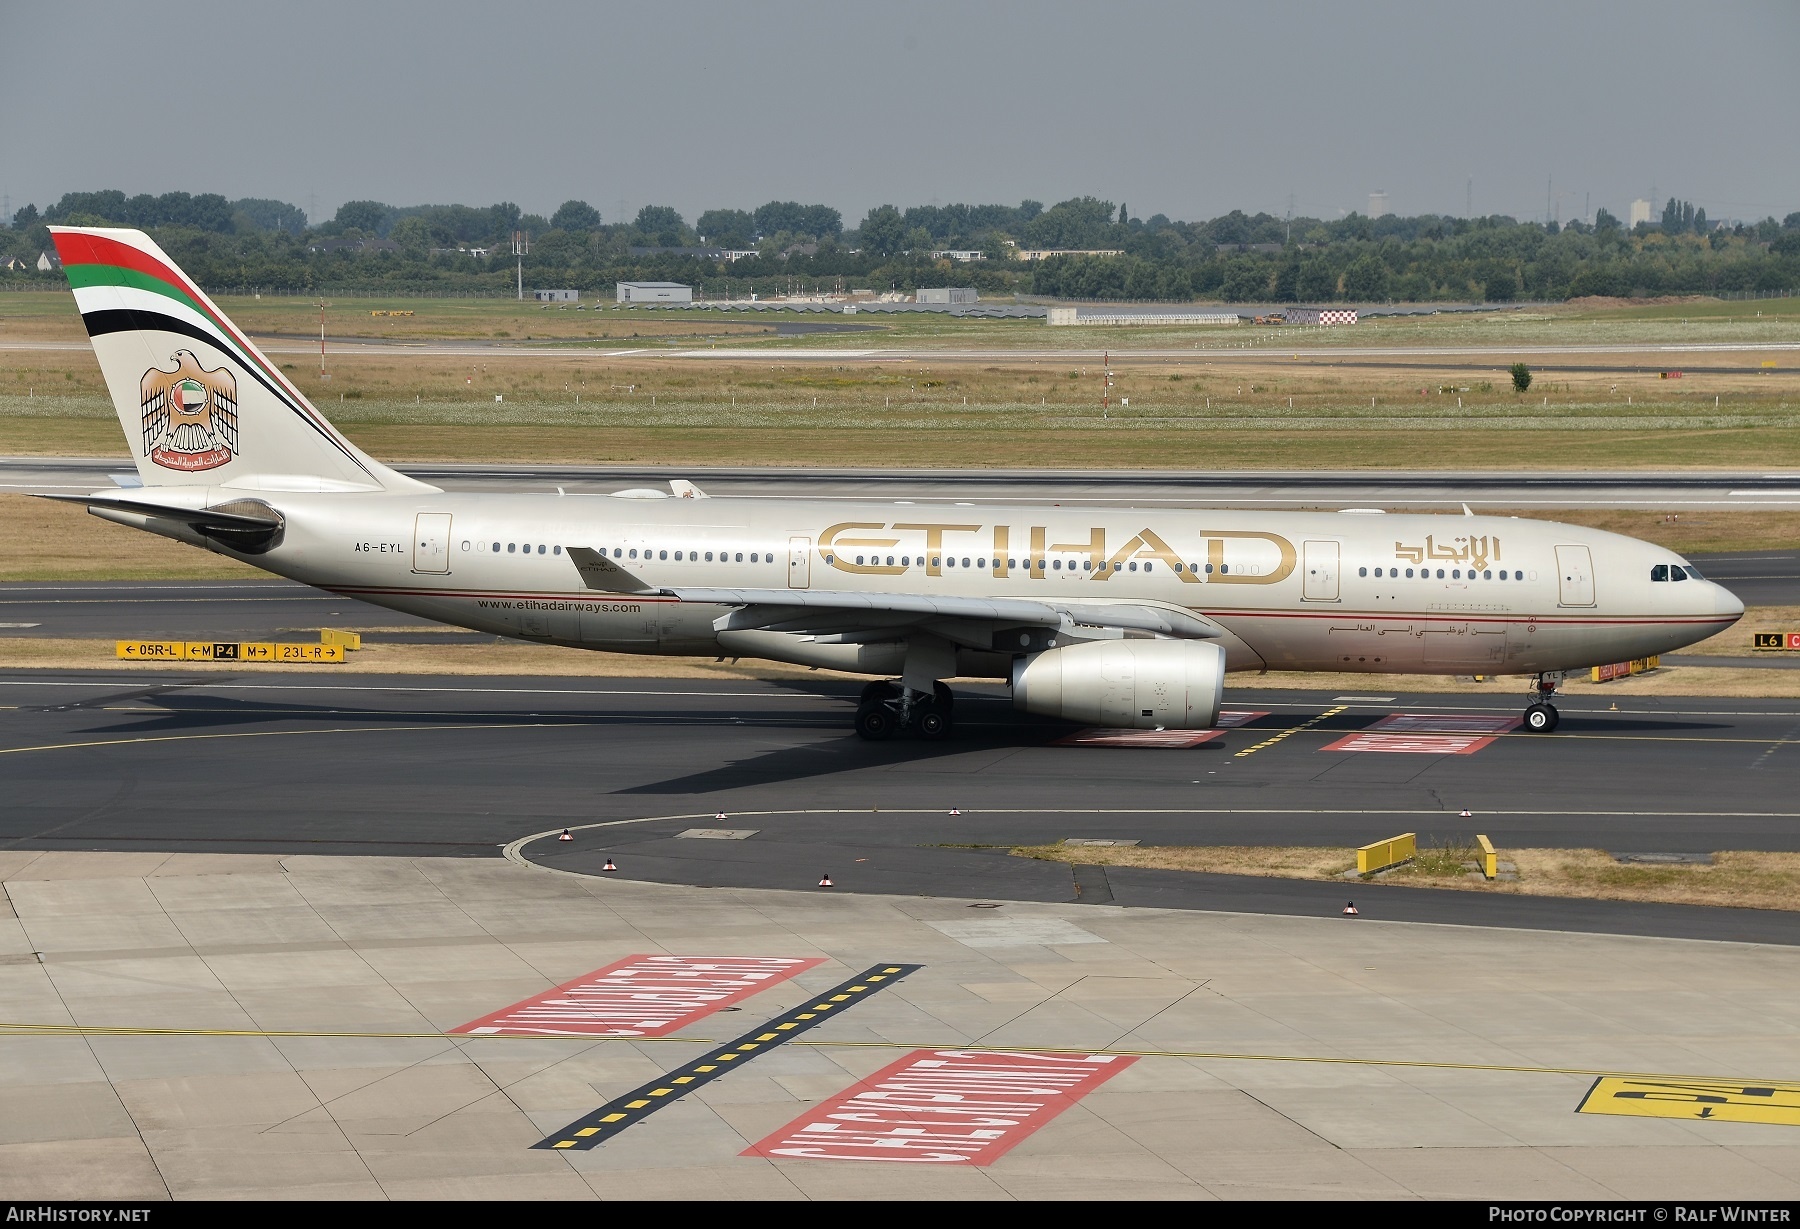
1475 835 1498 880
1356 832 1416 875
320 629 362 650
1577 1077 1800 1127
532 964 920 1151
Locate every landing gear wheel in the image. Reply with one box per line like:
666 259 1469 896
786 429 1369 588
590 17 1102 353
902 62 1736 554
916 707 953 740
854 702 898 741
1523 702 1560 733
860 680 900 705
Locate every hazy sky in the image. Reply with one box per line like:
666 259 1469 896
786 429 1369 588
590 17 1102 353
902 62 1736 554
7 0 1797 228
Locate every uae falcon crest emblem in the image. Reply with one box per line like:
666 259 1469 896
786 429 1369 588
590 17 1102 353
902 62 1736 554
141 351 238 472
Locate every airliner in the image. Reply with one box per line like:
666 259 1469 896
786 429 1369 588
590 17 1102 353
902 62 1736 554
44 226 1744 739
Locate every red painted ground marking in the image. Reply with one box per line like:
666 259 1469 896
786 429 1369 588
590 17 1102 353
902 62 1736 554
1053 728 1226 748
1323 731 1501 755
1215 710 1270 728
743 1048 1136 1165
450 954 825 1037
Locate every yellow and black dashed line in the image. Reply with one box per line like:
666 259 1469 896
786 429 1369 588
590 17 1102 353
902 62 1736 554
531 963 921 1151
1234 705 1348 759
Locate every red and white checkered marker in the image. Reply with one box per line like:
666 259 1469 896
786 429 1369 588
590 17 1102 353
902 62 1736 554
819 873 833 888
1460 809 1472 818
557 828 573 842
715 811 728 820
948 807 960 815
1343 902 1359 916
602 857 617 872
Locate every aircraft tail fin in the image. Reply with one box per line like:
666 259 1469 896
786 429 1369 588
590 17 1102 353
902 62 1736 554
50 226 434 494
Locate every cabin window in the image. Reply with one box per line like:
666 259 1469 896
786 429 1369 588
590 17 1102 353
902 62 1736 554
659 550 668 560
1204 563 1213 574
1174 563 1184 573
1452 569 1461 579
1220 564 1229 574
886 556 894 566
978 558 988 569
1008 558 1017 568
855 555 865 565
961 557 971 568
1144 562 1153 573
931 556 941 567
461 541 470 552
1405 568 1414 578
539 545 547 555
1435 568 1444 579
506 543 516 554
553 545 561 555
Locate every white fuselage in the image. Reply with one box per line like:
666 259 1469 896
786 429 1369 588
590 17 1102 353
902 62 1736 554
107 488 1744 680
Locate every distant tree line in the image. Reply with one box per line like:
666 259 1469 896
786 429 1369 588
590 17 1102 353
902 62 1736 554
5 189 1799 302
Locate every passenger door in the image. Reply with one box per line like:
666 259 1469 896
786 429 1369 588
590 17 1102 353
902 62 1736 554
1302 540 1340 601
412 512 452 574
788 536 812 589
1555 544 1595 607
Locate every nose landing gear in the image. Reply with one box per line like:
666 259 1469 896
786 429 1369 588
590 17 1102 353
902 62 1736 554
854 680 954 741
1522 672 1561 733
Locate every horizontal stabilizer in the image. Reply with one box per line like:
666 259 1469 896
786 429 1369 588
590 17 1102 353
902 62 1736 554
38 492 282 533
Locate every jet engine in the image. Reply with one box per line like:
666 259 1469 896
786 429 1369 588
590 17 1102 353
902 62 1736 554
1010 639 1225 730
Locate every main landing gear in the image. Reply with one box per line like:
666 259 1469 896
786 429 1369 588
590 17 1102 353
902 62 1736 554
854 680 955 741
1523 672 1561 733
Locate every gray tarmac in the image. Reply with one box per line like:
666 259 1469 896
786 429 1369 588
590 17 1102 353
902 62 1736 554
12 454 1800 510
3 670 1798 944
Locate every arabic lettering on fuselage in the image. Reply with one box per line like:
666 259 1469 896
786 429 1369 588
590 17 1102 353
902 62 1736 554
1393 535 1500 570
816 521 1298 586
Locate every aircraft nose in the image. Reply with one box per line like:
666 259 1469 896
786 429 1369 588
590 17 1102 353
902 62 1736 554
1714 582 1745 621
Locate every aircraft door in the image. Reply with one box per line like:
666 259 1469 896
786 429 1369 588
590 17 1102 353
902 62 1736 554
412 512 452 574
1555 544 1595 607
788 536 812 589
1302 540 1340 601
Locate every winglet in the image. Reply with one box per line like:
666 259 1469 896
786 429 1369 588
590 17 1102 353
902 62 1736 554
566 547 657 594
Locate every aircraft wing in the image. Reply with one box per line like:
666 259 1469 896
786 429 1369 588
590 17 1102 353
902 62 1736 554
565 547 1219 642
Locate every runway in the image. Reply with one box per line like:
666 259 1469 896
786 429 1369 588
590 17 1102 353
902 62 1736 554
6 337 1798 364
4 669 1799 943
12 454 1800 509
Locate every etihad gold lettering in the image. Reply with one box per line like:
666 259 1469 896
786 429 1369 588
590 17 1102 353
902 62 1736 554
1395 535 1500 569
1049 527 1107 574
818 522 906 575
812 522 1296 586
1100 528 1197 584
891 523 981 577
1205 531 1298 585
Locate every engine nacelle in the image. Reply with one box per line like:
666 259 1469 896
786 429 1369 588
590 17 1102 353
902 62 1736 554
1011 639 1225 730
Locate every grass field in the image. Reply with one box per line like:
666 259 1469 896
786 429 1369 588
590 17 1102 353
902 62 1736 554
1009 842 1800 913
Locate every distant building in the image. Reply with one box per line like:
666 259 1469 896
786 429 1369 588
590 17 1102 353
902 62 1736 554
1049 307 1238 327
1013 249 1123 262
1215 243 1286 255
533 289 579 303
1 255 27 272
35 251 59 272
1369 191 1390 218
616 281 692 304
930 250 985 262
1286 307 1358 326
1628 199 1653 227
917 287 978 305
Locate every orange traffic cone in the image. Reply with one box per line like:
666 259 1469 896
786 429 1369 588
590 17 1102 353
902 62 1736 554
602 857 617 873
1459 809 1471 818
1342 902 1359 916
819 873 833 888
558 828 574 842
715 811 728 820
948 807 961 816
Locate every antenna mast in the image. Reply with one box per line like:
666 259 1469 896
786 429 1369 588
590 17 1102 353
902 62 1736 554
513 230 530 301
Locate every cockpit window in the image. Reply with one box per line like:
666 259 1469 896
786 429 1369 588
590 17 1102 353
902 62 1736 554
1669 565 1688 582
1651 564 1669 582
1682 565 1704 580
